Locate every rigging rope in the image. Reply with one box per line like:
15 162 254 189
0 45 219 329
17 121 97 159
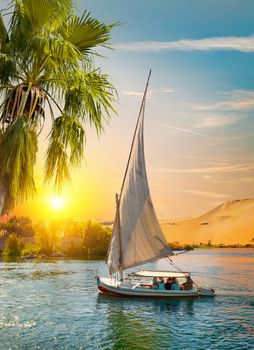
165 256 201 295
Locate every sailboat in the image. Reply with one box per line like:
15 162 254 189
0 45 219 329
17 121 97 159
97 71 215 298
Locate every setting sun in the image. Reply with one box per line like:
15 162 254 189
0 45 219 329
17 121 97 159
51 197 64 210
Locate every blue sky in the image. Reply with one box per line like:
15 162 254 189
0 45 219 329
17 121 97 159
73 0 254 219
3 0 253 220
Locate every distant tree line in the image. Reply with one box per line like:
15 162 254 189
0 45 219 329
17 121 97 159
0 216 34 237
169 240 254 250
1 216 253 260
0 216 111 259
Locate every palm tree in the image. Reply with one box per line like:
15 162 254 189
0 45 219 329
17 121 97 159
0 0 117 215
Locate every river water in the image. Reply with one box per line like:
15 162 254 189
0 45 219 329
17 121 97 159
0 249 254 349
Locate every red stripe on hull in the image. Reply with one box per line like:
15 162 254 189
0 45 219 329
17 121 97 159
98 285 199 298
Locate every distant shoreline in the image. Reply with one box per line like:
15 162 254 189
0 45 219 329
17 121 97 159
169 243 254 251
1 246 254 263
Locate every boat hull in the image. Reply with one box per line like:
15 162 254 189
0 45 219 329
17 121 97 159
98 277 215 298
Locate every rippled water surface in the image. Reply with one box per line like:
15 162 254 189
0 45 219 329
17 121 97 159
1 249 254 349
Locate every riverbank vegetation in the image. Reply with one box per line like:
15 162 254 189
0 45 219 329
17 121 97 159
1 216 253 260
1 216 111 260
169 241 254 250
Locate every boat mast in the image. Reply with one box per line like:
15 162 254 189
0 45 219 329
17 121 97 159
116 70 152 280
115 193 123 280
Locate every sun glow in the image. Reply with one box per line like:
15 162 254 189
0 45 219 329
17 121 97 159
51 197 64 210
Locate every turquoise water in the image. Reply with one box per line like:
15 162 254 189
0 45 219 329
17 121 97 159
0 249 254 349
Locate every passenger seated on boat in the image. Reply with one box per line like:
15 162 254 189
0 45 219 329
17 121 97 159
171 278 180 290
153 277 158 285
165 277 173 290
182 276 193 290
152 277 159 289
158 277 165 290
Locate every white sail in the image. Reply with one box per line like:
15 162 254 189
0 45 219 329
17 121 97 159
108 75 173 275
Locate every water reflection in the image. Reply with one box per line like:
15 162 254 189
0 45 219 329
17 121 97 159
155 298 195 315
98 294 159 350
97 293 197 349
97 293 194 316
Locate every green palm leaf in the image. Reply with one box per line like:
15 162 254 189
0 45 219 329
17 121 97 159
23 0 60 32
0 15 9 48
63 12 117 53
31 34 81 61
0 117 37 214
45 114 84 192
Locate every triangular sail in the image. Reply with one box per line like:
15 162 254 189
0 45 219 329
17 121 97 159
107 72 173 275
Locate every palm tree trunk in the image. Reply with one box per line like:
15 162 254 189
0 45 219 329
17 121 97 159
18 82 33 116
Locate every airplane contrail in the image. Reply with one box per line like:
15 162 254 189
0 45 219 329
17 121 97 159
161 124 209 137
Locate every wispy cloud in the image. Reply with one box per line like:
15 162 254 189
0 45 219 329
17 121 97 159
123 90 153 98
114 35 254 52
123 91 143 97
227 177 254 185
193 100 254 111
161 124 209 137
153 164 254 174
179 155 230 165
195 116 241 128
163 88 174 93
192 90 254 111
173 189 231 199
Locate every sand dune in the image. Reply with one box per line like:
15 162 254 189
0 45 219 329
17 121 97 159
161 198 254 245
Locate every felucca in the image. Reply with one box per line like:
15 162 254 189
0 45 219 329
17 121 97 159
97 71 215 298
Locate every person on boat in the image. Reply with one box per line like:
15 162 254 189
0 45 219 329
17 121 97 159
171 277 180 290
152 276 159 289
165 277 173 290
158 277 165 290
182 276 193 290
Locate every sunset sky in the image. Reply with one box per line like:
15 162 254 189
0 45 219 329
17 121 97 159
8 0 254 221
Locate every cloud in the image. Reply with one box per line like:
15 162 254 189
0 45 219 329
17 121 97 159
173 189 231 199
195 116 241 128
163 88 174 93
123 91 144 97
161 124 209 137
114 35 254 52
153 164 254 174
227 177 254 185
193 100 254 111
192 90 254 111
123 90 153 98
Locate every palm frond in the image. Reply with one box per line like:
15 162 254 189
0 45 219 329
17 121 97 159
0 15 9 48
0 116 38 214
31 34 81 61
63 11 118 53
9 0 25 33
63 69 117 134
21 0 72 34
0 15 17 85
0 52 17 85
44 114 84 192
23 0 58 32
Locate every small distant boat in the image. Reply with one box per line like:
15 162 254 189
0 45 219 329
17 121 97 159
97 71 215 298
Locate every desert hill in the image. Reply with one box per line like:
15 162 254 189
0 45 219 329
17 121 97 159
161 198 254 245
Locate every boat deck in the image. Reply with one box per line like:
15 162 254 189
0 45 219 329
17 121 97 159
98 277 215 298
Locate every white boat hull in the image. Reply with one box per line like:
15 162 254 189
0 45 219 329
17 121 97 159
98 277 215 298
